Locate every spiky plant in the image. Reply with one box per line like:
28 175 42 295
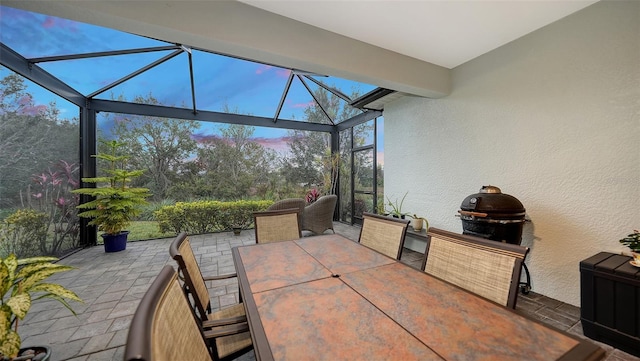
0 255 82 359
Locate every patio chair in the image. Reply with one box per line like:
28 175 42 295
124 265 252 361
421 228 529 309
253 208 301 243
267 198 306 224
358 212 410 260
301 194 338 235
169 233 248 329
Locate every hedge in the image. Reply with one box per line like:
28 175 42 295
154 200 272 234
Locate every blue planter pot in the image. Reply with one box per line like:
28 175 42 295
101 231 129 252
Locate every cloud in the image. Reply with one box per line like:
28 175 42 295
276 69 291 78
42 16 78 32
255 64 272 75
289 100 316 109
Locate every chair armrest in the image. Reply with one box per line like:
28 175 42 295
202 315 247 328
203 273 237 281
204 322 250 338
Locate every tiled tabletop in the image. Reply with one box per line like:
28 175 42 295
234 234 604 361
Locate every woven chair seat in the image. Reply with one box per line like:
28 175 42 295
215 331 253 359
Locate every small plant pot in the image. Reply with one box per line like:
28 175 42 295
101 231 129 252
412 218 424 231
232 227 242 236
13 346 51 361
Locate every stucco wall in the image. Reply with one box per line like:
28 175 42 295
384 0 639 306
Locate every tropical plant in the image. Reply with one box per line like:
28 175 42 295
0 254 81 359
20 160 80 255
306 188 321 204
72 140 150 235
385 192 409 218
619 230 640 252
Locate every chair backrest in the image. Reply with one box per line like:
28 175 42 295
358 212 410 259
253 208 301 243
301 194 338 234
267 198 306 225
422 228 529 309
125 265 212 361
169 232 211 322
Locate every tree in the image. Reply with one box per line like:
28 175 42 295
196 124 277 200
281 87 362 194
0 71 78 209
111 94 199 201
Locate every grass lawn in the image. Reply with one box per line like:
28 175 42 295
98 221 175 243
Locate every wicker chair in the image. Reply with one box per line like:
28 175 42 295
124 265 251 361
253 208 302 243
421 228 529 309
267 198 306 224
301 194 337 235
169 233 253 359
358 212 410 260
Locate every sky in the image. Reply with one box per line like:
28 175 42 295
0 5 383 160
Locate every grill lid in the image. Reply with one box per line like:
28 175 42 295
460 185 525 216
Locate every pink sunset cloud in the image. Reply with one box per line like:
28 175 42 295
42 16 78 32
276 69 291 78
290 101 316 109
255 65 272 75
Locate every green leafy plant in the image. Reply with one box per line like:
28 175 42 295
72 140 150 235
619 230 640 252
385 192 410 218
0 254 82 359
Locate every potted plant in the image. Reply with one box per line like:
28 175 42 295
72 140 150 252
385 192 410 219
408 214 429 232
619 230 640 264
1 254 82 360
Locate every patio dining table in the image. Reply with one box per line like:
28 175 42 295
232 234 604 361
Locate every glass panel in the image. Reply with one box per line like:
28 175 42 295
354 119 375 147
376 117 385 213
354 193 374 219
193 50 289 118
40 50 176 97
0 70 80 257
97 111 331 202
0 6 167 58
339 129 352 223
94 52 192 106
279 77 330 124
353 149 374 192
309 75 377 100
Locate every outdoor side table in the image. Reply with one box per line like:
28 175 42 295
580 252 640 357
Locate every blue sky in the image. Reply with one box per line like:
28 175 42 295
0 5 383 157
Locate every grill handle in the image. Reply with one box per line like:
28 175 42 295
458 210 488 218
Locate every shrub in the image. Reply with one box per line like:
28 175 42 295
0 209 48 259
155 200 271 234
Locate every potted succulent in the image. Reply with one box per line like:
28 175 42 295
619 230 640 264
385 192 410 219
408 214 429 232
72 140 150 252
1 254 82 360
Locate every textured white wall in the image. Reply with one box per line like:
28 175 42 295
384 0 639 306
